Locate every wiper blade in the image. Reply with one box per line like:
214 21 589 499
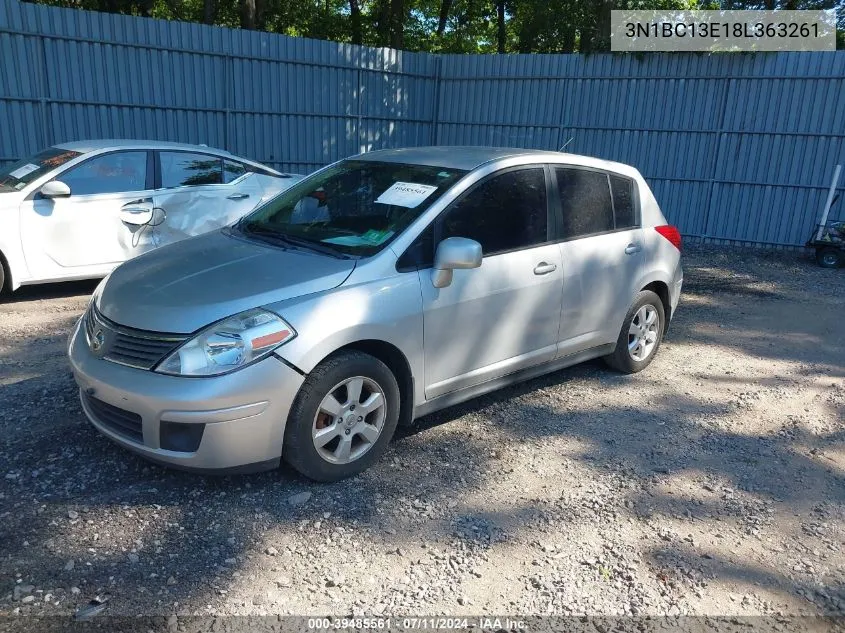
241 222 350 259
277 233 352 259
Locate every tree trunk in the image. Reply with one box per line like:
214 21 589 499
98 0 120 13
350 0 363 44
376 0 391 46
496 0 506 53
561 23 576 53
389 0 405 49
202 0 215 24
239 0 256 29
595 0 612 51
517 13 535 53
437 0 452 36
579 26 595 53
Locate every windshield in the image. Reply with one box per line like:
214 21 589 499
0 148 83 193
237 160 467 257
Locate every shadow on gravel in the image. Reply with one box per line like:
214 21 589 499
0 279 99 304
1 246 844 616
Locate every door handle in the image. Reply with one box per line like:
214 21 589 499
227 193 250 200
121 198 153 213
533 262 557 275
624 243 642 255
119 199 155 226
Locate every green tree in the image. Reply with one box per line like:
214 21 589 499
21 0 845 51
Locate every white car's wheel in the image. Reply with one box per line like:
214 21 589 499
0 255 7 296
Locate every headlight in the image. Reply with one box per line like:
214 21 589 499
155 308 296 377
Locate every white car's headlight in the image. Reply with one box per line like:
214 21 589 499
155 308 296 377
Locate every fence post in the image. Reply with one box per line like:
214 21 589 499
224 53 232 151
430 56 442 145
701 77 731 243
357 66 363 154
38 35 53 147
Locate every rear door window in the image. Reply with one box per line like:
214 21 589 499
555 167 614 239
160 152 223 188
224 160 249 184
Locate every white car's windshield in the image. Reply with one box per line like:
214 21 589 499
0 148 83 193
237 160 467 257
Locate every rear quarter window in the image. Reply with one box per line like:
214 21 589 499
609 174 638 229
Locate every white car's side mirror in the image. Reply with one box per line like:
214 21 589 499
40 181 71 198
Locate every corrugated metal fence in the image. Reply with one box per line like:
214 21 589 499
2 0 844 247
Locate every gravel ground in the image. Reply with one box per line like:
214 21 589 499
0 245 843 625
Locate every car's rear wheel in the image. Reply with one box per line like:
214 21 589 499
816 247 842 269
604 290 665 374
283 350 400 482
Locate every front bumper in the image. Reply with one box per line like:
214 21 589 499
68 317 305 472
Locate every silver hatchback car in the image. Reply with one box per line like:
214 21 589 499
68 147 683 481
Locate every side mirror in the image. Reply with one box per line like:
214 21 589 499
431 237 482 288
40 181 71 198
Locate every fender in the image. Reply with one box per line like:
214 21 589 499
267 258 426 407
0 193 30 291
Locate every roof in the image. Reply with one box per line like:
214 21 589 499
353 146 547 171
51 140 282 175
353 146 636 175
54 139 228 153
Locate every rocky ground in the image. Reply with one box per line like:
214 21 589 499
0 245 843 627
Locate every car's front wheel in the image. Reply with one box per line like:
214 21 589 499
604 290 666 374
283 350 400 482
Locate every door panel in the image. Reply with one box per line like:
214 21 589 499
419 166 562 400
551 166 645 356
557 229 644 356
146 154 261 252
19 151 151 279
422 245 563 399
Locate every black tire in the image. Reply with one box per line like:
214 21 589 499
603 290 666 374
283 350 400 482
816 247 842 269
0 255 7 297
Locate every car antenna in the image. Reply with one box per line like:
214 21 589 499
558 137 574 152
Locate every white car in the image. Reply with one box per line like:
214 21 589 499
0 140 302 294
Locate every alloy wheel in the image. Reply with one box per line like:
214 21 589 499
312 376 387 464
628 304 660 362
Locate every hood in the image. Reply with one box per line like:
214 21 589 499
98 230 356 333
0 190 24 202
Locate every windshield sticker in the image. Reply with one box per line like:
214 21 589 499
323 230 395 247
375 182 438 208
9 164 40 180
359 229 394 244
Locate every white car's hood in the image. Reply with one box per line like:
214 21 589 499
0 191 23 205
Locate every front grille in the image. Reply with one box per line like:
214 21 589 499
83 393 144 443
85 305 187 370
